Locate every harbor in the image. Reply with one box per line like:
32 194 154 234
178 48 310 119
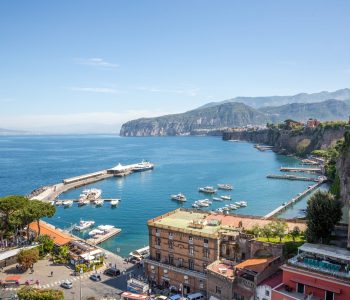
86 227 122 245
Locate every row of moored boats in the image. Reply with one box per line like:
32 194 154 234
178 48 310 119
73 220 115 237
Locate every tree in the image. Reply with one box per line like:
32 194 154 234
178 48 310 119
29 200 56 237
17 248 39 270
271 220 288 242
261 223 273 242
38 235 54 256
290 226 301 242
306 191 343 244
17 287 64 300
251 224 261 237
57 245 69 263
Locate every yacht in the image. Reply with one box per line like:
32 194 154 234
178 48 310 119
235 201 247 207
81 188 102 201
192 203 200 208
171 193 187 202
110 199 120 206
55 200 63 206
196 199 212 207
213 197 223 201
94 199 104 207
217 184 233 190
74 220 95 231
132 161 154 172
97 225 114 232
78 198 89 206
62 200 73 207
220 195 231 200
198 186 217 194
88 229 104 236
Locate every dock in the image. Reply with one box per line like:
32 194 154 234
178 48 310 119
267 174 321 182
280 166 323 174
263 179 326 219
86 228 122 245
56 198 120 203
254 144 274 151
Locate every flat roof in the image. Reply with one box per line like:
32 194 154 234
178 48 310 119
235 257 278 274
149 208 307 236
299 243 350 261
0 246 37 262
207 260 235 278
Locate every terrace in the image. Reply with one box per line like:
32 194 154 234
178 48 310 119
287 243 350 281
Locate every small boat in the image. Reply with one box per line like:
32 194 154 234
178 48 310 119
97 225 114 232
81 188 102 201
110 199 120 206
55 200 63 206
94 199 104 207
192 203 200 208
216 208 224 213
213 197 223 201
78 198 90 206
62 200 73 207
74 220 95 231
222 207 230 211
239 201 247 207
88 229 104 236
220 195 231 201
196 199 212 207
198 186 217 194
171 193 186 202
217 184 233 190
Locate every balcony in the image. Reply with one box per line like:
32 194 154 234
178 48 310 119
273 285 320 300
144 258 207 280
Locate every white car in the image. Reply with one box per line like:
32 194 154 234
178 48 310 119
61 280 73 289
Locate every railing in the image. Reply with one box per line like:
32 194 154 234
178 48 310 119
144 258 207 280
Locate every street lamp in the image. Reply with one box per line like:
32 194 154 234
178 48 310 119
80 267 83 300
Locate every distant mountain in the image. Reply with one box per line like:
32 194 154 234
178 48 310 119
200 88 350 109
120 99 350 136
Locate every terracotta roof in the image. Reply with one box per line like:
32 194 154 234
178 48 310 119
259 270 283 288
235 257 277 274
29 221 75 246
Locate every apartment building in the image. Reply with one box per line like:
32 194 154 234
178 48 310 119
145 208 306 296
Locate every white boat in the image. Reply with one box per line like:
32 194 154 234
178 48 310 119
217 184 233 190
171 193 186 202
196 199 212 207
74 220 95 231
129 246 150 260
94 199 104 207
213 197 223 201
133 160 154 172
81 188 102 201
192 203 200 208
62 200 73 207
78 198 90 206
198 186 217 194
220 195 231 200
97 225 114 232
110 199 120 206
239 201 247 207
222 207 230 211
88 229 104 236
55 200 63 206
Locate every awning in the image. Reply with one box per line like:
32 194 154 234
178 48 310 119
291 278 341 293
121 292 149 299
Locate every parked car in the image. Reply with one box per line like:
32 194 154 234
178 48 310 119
90 274 102 281
103 267 121 277
61 280 73 289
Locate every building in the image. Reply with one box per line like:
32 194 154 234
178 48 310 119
306 118 320 128
145 208 306 297
256 271 282 300
272 243 350 300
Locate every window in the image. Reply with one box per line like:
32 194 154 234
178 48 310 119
233 292 244 300
297 283 304 294
156 252 161 262
189 245 194 255
215 286 221 295
265 290 270 296
178 258 183 267
169 232 173 238
325 291 334 300
203 248 209 258
203 263 207 272
156 237 161 246
168 255 174 265
168 240 173 249
156 229 159 233
189 259 194 270
204 238 208 244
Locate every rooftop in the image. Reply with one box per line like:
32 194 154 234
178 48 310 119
29 221 76 246
299 243 350 262
148 208 306 236
259 271 283 288
235 257 278 274
207 260 235 279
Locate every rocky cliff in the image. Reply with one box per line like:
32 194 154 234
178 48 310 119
223 125 350 156
336 132 350 202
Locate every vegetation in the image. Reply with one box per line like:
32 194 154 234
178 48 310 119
17 287 64 300
252 221 302 243
38 235 54 257
17 248 40 270
54 245 69 264
305 191 343 244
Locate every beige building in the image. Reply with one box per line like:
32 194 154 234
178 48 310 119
145 208 305 297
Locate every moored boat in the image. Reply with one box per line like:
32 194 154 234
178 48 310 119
74 220 95 231
132 160 154 172
110 199 120 206
171 193 186 202
198 186 217 194
217 184 233 190
220 195 231 200
213 197 223 201
94 199 104 207
62 200 73 207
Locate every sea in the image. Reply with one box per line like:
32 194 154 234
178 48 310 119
0 135 326 257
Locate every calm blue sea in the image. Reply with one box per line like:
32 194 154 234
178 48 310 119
0 135 320 256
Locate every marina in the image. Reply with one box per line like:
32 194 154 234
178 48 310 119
86 227 122 245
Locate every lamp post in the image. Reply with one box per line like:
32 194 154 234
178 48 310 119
79 267 83 300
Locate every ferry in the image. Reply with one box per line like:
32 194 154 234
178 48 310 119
217 184 233 190
62 200 73 207
132 161 154 172
198 186 217 194
74 220 95 231
110 199 120 206
171 193 186 202
220 195 231 200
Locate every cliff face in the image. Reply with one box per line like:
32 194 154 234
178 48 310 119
223 126 349 155
336 133 350 202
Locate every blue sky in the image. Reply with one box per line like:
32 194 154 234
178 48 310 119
0 1 349 133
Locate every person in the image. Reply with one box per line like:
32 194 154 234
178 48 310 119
50 271 53 277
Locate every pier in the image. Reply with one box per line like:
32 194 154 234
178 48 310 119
254 144 274 151
86 227 122 245
267 174 322 182
280 166 323 173
29 161 154 202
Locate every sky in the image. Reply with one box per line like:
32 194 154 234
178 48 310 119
1 0 350 133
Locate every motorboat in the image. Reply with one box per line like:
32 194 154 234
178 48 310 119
110 199 120 206
94 199 104 207
74 220 95 231
55 200 63 206
195 199 212 207
97 225 114 232
235 201 247 207
78 198 90 206
81 188 102 201
216 208 224 213
220 195 231 200
213 197 223 201
88 229 104 236
171 193 186 202
132 160 154 172
192 203 200 208
198 186 217 194
217 184 233 190
62 200 73 207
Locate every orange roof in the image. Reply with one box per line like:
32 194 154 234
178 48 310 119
235 257 277 273
29 221 75 246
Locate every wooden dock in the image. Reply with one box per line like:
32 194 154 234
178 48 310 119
86 228 122 245
267 174 320 182
280 167 322 174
